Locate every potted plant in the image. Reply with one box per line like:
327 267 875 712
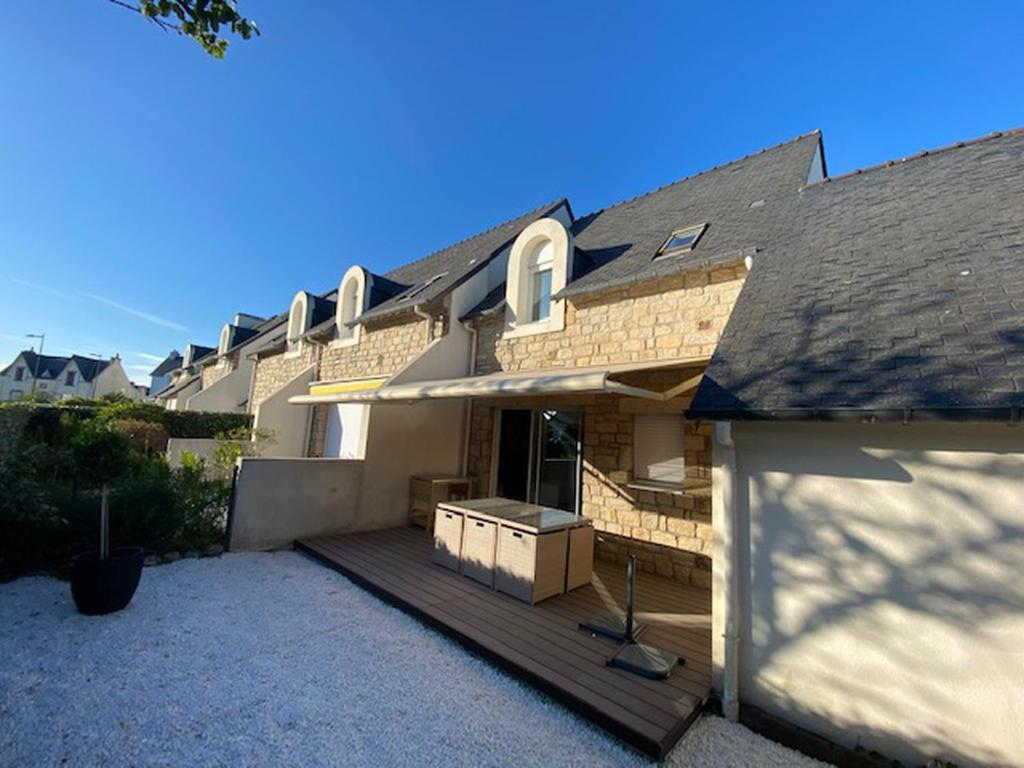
69 424 144 615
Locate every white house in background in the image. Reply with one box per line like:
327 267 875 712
0 351 142 401
148 350 182 396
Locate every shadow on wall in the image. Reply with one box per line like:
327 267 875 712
739 425 1024 767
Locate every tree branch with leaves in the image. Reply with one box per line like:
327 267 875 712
108 0 259 58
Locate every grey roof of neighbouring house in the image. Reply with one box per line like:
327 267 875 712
355 199 567 325
2 351 111 382
559 131 823 298
689 128 1024 421
150 351 182 378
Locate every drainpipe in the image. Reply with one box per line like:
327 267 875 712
459 320 479 477
413 305 433 345
714 420 741 722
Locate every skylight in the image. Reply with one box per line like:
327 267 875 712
655 224 707 259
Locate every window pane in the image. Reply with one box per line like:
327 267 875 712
530 268 552 322
666 233 697 250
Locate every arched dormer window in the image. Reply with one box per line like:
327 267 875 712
504 217 572 338
218 324 231 355
335 266 370 346
287 291 309 353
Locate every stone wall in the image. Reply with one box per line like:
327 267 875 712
463 264 744 585
464 382 712 586
475 264 746 374
307 313 433 457
200 357 234 389
318 315 430 382
250 344 319 410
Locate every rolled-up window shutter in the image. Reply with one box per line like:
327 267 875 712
634 414 685 484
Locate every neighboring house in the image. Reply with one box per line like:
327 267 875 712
148 350 182 396
0 351 142 401
188 312 287 413
153 343 215 410
688 129 1024 767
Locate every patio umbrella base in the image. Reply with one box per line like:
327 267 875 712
608 642 681 680
579 612 647 643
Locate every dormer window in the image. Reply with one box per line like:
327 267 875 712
287 291 310 353
528 241 554 322
655 223 707 260
218 325 231 355
504 217 573 339
336 266 370 346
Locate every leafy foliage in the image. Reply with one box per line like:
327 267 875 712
211 426 276 480
0 400 233 579
136 0 259 58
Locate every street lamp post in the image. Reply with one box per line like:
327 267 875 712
25 333 45 396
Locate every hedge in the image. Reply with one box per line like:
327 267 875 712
0 402 251 440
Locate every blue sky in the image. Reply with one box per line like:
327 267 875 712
1 2 1022 383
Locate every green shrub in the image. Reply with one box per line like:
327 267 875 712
0 401 237 579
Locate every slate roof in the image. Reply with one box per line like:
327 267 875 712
560 132 823 298
2 351 111 382
154 372 200 399
690 128 1024 420
355 199 567 325
150 351 182 378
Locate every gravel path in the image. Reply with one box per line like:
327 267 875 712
0 551 830 767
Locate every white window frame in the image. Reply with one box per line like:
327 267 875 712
504 217 572 339
286 291 309 356
333 266 369 348
218 324 231 355
632 413 686 489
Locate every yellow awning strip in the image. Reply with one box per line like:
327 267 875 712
308 377 388 396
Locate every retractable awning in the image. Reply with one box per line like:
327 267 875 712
288 358 707 405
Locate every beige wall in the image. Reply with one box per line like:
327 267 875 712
253 367 314 457
229 457 365 550
719 422 1024 767
186 366 248 412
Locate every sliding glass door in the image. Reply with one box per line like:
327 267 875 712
494 409 582 513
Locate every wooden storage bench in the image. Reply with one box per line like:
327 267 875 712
409 475 474 531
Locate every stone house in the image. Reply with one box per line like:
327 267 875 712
283 131 824 583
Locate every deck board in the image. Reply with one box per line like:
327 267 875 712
296 526 711 759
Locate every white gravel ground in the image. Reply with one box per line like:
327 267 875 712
0 551 831 767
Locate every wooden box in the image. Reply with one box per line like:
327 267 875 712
432 507 464 572
461 515 497 587
495 527 569 604
409 475 475 531
566 525 595 591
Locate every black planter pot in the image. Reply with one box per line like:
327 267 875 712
70 547 145 616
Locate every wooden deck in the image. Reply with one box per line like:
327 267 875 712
296 527 711 758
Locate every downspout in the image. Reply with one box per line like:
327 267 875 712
413 305 433 345
714 420 741 722
459 320 479 477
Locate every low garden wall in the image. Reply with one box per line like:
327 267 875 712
228 457 366 550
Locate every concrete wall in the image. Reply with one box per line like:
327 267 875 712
186 366 248 413
718 422 1024 767
253 367 314 457
166 437 220 469
228 457 366 550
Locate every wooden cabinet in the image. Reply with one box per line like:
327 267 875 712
409 475 475 531
495 527 568 604
432 507 464 572
461 516 497 587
